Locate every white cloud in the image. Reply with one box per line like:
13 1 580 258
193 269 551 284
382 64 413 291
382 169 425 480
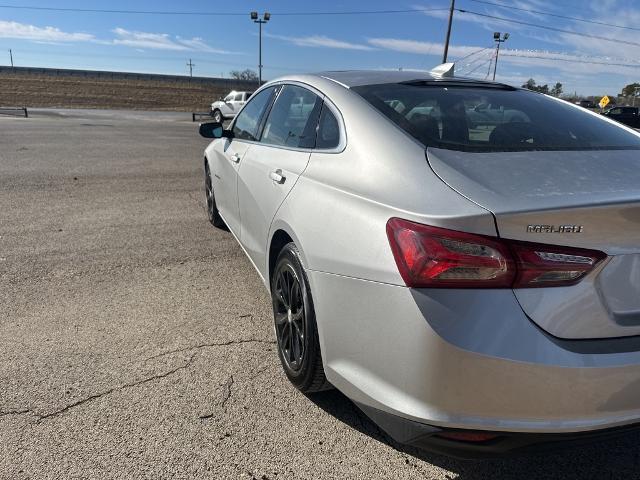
0 20 94 42
265 33 374 51
367 37 483 58
366 37 640 80
557 4 640 60
111 28 232 53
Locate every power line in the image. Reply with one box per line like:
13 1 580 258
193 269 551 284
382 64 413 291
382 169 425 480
457 9 640 49
0 4 450 16
465 58 493 77
468 0 640 32
456 49 493 73
271 8 450 16
500 53 640 69
453 45 492 62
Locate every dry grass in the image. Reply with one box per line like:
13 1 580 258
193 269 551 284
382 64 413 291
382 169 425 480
0 72 241 111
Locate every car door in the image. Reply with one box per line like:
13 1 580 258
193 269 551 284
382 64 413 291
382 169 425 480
231 92 244 115
239 92 249 109
209 86 277 237
237 84 323 279
220 93 235 116
621 107 638 127
606 107 622 122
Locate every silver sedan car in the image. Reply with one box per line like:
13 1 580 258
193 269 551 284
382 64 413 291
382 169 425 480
199 67 640 457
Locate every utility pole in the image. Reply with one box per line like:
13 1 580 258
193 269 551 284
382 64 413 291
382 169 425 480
442 0 455 63
492 32 509 81
251 11 270 85
9 49 13 68
186 58 195 77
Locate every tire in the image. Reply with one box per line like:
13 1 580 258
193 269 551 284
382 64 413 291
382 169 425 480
204 162 225 228
271 242 331 393
211 109 223 123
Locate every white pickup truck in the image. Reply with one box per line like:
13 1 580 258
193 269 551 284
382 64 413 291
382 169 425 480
210 91 254 123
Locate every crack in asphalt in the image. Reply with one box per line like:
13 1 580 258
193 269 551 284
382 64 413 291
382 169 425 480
2 339 275 426
32 352 197 424
220 375 234 412
144 338 275 362
0 409 32 418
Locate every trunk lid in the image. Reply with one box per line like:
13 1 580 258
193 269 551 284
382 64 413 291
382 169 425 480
427 147 640 339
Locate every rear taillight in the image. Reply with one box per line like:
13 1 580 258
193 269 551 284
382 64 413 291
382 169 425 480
509 241 606 288
386 218 606 289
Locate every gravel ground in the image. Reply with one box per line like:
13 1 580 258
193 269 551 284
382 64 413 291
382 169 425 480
1 108 639 479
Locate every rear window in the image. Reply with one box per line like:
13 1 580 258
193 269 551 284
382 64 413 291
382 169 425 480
352 83 640 152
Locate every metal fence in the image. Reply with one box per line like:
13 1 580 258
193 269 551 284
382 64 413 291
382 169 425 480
0 106 28 118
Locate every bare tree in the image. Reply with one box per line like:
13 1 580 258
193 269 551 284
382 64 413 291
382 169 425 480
229 69 259 81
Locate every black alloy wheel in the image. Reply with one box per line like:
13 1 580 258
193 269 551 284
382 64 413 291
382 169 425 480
274 263 306 371
271 242 331 393
204 163 225 228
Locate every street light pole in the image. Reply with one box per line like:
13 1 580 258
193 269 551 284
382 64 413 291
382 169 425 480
442 0 455 63
492 32 509 81
251 11 270 85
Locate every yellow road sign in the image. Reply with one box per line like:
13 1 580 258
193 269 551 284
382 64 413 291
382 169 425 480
599 95 610 109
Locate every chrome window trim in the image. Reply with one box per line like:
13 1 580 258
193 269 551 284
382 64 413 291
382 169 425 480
230 80 347 154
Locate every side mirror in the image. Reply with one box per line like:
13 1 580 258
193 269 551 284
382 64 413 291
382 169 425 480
199 122 232 139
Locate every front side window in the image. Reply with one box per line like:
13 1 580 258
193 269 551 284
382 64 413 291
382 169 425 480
234 93 244 102
353 82 640 152
232 87 276 141
261 85 322 148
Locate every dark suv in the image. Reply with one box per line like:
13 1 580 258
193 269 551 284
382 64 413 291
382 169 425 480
602 106 640 128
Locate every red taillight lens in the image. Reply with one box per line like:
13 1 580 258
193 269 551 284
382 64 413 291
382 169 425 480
510 241 606 288
386 218 515 288
386 218 606 289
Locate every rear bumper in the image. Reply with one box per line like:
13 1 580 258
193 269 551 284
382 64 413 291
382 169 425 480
308 270 640 439
357 403 640 459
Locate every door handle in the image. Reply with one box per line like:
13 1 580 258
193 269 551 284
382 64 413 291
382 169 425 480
230 153 241 163
269 169 286 184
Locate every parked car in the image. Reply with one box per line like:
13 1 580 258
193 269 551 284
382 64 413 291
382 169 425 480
602 106 640 128
200 68 640 457
576 99 596 108
210 91 253 123
466 102 529 127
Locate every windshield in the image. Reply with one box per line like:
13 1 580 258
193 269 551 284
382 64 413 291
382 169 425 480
352 83 640 152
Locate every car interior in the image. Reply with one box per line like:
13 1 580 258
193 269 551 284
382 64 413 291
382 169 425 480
356 83 640 151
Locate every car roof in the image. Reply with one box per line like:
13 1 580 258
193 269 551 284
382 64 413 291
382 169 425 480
312 69 511 89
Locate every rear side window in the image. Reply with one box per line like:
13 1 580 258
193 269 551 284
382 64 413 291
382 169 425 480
261 85 322 148
353 83 640 152
316 104 340 149
232 87 276 141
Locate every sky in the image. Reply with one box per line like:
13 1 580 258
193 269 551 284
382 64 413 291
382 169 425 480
0 0 639 96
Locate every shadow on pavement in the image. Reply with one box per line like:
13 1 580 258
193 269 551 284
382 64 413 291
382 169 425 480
309 389 640 479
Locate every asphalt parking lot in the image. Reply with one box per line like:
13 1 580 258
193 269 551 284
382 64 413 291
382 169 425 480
2 109 640 479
